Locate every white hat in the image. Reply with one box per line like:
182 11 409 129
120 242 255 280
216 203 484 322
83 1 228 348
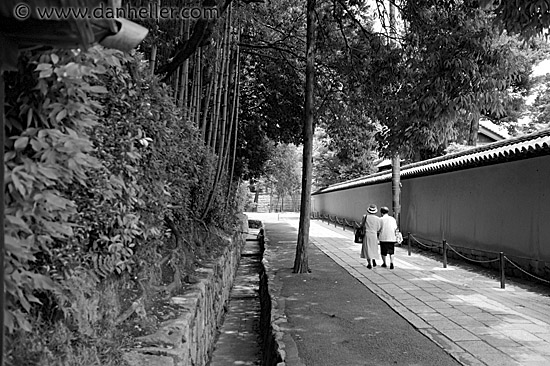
367 204 377 214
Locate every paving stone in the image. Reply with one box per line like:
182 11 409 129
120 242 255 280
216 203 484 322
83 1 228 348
442 329 480 342
455 340 501 354
452 352 490 366
474 352 521 366
499 329 544 342
429 319 464 330
479 333 521 348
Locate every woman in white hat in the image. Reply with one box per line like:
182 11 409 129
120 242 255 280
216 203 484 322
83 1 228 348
360 204 381 269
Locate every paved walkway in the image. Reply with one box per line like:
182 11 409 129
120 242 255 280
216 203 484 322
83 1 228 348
256 213 550 366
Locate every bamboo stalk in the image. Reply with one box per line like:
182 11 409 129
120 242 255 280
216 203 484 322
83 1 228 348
176 18 185 105
180 16 191 115
195 48 203 127
150 44 157 76
203 44 220 146
221 26 240 178
189 52 198 122
201 52 216 142
217 12 232 158
226 32 241 204
211 21 229 152
201 2 233 220
209 51 222 151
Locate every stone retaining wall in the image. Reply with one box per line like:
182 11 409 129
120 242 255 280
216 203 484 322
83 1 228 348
123 215 248 366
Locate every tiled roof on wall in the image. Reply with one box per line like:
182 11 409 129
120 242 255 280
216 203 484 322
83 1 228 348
313 128 550 195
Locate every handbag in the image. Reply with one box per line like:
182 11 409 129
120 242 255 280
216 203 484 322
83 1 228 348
354 227 364 243
395 230 403 245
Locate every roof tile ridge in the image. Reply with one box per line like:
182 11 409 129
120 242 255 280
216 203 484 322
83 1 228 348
401 128 550 171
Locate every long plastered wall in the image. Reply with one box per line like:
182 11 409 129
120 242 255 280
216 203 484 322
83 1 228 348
312 155 550 262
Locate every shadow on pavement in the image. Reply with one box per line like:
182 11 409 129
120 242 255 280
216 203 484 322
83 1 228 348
261 217 462 366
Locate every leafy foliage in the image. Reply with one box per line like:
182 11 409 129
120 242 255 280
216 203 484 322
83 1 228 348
264 143 302 201
488 0 550 39
312 129 377 189
236 0 306 179
524 73 550 133
351 0 530 159
4 44 241 364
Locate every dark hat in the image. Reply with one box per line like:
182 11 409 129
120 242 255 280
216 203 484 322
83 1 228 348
367 204 378 214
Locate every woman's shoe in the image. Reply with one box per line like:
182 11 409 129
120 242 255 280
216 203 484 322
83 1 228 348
367 263 372 269
390 263 394 269
372 260 377 267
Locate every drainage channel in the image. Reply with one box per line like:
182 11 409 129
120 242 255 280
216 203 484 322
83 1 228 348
207 236 263 366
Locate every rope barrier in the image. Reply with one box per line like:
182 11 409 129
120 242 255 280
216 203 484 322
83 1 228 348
409 234 439 250
409 233 440 247
445 243 500 264
504 256 550 285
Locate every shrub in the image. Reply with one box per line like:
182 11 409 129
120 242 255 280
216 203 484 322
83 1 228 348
4 45 241 362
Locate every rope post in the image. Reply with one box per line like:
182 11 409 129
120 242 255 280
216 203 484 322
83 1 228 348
442 240 448 268
500 252 505 289
407 232 411 256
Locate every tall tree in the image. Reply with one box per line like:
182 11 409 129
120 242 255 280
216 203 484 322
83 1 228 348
293 0 316 274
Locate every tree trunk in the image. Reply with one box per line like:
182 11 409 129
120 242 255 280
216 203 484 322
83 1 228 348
389 1 401 228
468 112 480 146
391 152 401 227
293 0 316 274
269 184 273 213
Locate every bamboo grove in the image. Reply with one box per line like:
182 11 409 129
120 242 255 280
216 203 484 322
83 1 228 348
139 0 245 219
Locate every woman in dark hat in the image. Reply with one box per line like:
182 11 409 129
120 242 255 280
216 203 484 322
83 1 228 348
360 204 381 269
